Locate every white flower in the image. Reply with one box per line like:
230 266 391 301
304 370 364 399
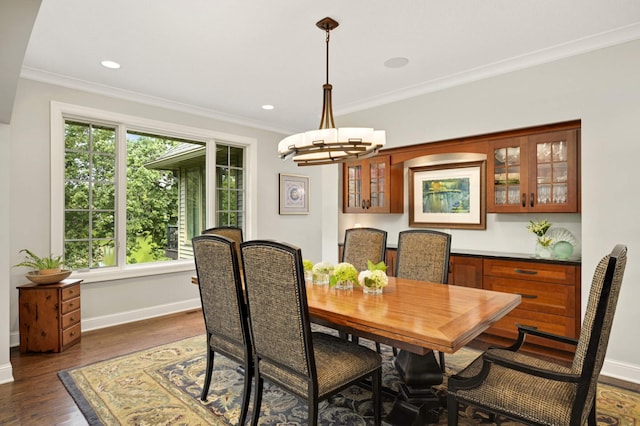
358 269 388 289
312 261 334 274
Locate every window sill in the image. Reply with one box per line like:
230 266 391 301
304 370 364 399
70 260 195 284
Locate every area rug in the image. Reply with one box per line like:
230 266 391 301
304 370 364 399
59 332 640 425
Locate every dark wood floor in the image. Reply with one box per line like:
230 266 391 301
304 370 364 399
2 308 637 425
0 309 206 425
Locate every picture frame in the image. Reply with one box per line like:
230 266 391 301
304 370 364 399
279 173 309 215
409 161 486 229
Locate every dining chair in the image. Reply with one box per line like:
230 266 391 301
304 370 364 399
240 239 383 426
342 227 387 272
202 226 244 272
447 244 628 426
394 229 452 368
192 234 253 425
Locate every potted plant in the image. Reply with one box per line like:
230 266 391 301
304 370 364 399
330 262 358 290
303 259 314 283
312 261 334 286
358 260 389 294
14 249 71 284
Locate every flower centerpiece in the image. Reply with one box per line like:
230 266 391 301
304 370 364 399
330 262 358 290
527 219 553 258
303 259 314 283
312 261 334 286
358 260 389 294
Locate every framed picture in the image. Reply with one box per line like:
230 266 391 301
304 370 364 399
279 173 309 215
409 161 486 229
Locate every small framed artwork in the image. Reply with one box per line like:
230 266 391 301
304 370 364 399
409 161 486 229
279 173 310 215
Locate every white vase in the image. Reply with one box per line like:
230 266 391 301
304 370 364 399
535 241 552 258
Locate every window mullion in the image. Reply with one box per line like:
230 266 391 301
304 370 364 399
115 125 128 268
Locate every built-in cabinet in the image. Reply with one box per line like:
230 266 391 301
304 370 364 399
342 155 403 213
487 129 579 213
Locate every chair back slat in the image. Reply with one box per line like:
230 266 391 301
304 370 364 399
342 227 387 272
395 230 451 283
241 240 314 379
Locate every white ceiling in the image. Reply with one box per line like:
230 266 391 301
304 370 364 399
21 0 640 134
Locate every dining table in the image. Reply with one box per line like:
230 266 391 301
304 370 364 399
305 276 520 425
192 274 521 425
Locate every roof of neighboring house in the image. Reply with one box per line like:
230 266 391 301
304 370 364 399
145 143 206 170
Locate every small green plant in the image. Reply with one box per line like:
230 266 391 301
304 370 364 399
302 259 314 272
358 260 389 289
14 249 65 271
330 262 358 287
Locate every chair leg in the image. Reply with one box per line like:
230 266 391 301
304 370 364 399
200 345 214 401
439 351 446 373
392 346 398 357
238 359 252 425
308 395 318 426
372 367 382 426
588 397 597 426
375 342 382 353
250 373 263 426
447 395 459 426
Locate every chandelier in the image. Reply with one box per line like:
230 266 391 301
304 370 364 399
278 17 386 166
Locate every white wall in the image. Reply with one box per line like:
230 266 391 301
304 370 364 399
0 123 14 383
7 79 325 350
337 40 640 383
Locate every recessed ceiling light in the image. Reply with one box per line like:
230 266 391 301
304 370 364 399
262 104 274 110
101 60 121 69
384 57 409 69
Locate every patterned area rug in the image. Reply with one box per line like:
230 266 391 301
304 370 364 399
59 332 640 425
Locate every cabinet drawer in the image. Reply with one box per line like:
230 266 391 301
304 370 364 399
62 322 81 347
62 309 81 329
487 309 576 352
62 284 80 301
61 297 80 315
484 276 575 316
484 259 576 284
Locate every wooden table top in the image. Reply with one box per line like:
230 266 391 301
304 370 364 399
305 277 521 356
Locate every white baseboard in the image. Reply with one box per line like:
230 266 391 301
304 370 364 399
9 298 202 348
602 358 640 385
0 362 14 384
81 299 202 332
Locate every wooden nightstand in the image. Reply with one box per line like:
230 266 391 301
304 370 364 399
17 278 82 353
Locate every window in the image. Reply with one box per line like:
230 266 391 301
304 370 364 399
52 102 256 279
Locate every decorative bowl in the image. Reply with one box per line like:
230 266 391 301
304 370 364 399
25 270 72 284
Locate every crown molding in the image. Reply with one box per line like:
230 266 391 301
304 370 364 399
335 22 640 116
19 67 294 135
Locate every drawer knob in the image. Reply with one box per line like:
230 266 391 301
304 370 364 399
514 268 538 275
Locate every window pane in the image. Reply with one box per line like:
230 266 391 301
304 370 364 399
229 146 243 167
92 212 115 238
93 153 115 181
66 152 90 180
65 241 90 270
216 145 229 166
92 239 115 268
65 181 89 209
126 132 182 263
92 183 115 210
65 211 89 239
65 122 89 151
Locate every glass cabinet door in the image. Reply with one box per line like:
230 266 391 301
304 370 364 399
368 159 386 209
528 129 578 212
493 145 522 207
345 163 362 211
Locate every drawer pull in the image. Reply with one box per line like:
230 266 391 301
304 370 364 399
516 292 538 299
514 268 538 275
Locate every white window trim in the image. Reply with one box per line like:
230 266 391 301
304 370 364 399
50 101 258 283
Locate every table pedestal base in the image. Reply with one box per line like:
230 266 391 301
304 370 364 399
383 350 444 426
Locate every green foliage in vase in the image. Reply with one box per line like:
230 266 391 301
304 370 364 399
302 259 314 271
330 262 358 287
14 249 65 271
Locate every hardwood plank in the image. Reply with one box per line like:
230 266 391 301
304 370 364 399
0 309 205 425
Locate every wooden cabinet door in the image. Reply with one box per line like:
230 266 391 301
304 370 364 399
488 129 579 213
526 129 579 213
343 155 397 213
449 255 483 288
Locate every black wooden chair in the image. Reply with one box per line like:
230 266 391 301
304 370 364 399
192 234 252 425
447 244 628 426
202 225 244 273
342 227 387 272
395 229 451 367
241 239 383 426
